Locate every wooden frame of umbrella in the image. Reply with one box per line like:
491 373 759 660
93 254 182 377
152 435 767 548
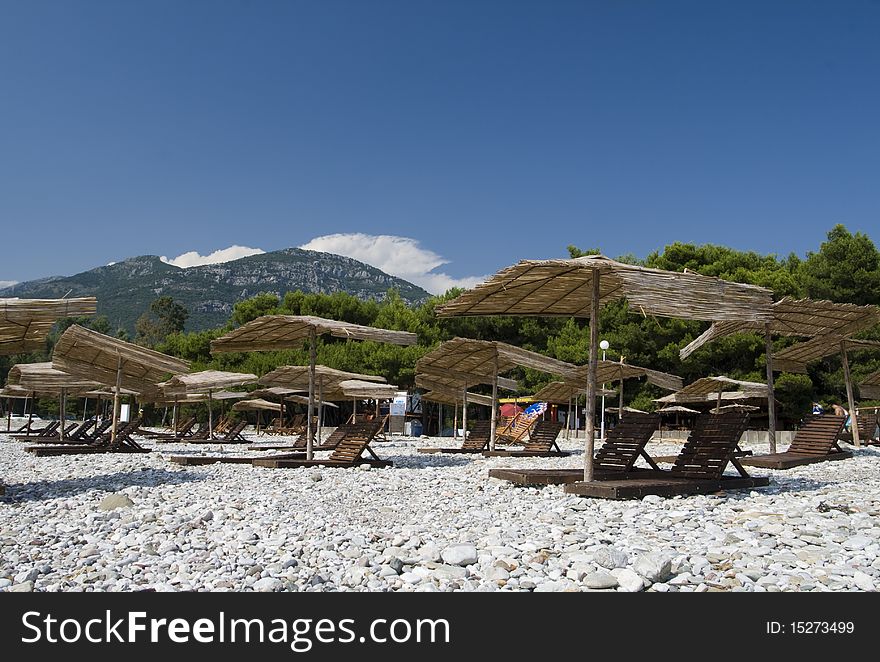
415 371 519 440
51 324 191 443
436 254 774 482
7 362 102 440
160 370 257 439
210 316 417 459
416 338 579 451
258 363 393 446
680 297 880 449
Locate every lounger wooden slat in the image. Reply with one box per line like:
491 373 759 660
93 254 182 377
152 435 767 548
26 419 149 456
252 419 391 468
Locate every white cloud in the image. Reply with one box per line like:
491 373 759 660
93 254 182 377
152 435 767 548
299 233 486 294
161 245 265 269
0 280 18 289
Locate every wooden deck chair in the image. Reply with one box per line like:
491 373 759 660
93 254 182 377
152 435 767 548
219 420 249 443
252 419 391 468
741 415 851 469
12 420 60 440
496 413 537 445
838 412 879 446
139 416 197 440
26 419 149 456
484 420 568 457
417 420 492 454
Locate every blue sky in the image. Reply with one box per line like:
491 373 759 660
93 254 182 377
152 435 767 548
2 1 879 291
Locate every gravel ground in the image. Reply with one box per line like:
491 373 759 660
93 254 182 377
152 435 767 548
1 420 878 592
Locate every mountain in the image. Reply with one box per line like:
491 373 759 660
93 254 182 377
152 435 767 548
0 248 431 332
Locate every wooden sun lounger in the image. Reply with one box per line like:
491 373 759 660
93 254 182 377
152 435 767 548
27 420 96 444
484 420 568 457
563 410 769 499
740 415 851 469
252 419 391 469
417 420 491 454
11 420 60 440
139 417 197 440
496 413 536 445
26 419 149 456
220 420 249 443
838 411 879 446
488 413 660 483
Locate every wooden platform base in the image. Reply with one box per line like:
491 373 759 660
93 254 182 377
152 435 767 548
482 450 569 458
0 481 5 496
417 448 485 454
740 450 852 470
252 458 393 469
562 474 769 499
169 452 306 466
488 468 589 485
26 445 151 457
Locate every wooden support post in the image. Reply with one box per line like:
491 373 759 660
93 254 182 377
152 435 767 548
765 324 777 454
111 354 122 442
317 378 324 443
489 354 499 451
567 395 572 440
173 397 179 436
841 340 860 448
716 390 722 413
59 388 66 440
306 327 316 460
207 390 214 440
27 391 34 435
584 270 600 482
461 386 468 439
453 402 458 439
438 403 443 437
618 362 625 419
6 397 11 432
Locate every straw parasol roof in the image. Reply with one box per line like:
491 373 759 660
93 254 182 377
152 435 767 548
0 297 97 355
605 406 647 414
7 362 102 392
665 376 768 403
860 370 880 399
772 337 880 374
415 371 519 393
0 385 53 399
435 255 773 322
260 365 387 389
81 387 141 399
679 297 880 360
416 338 579 382
232 398 284 412
147 390 247 405
655 390 766 405
435 254 774 481
532 381 616 404
334 379 400 399
248 387 339 407
420 389 494 408
712 403 760 413
51 325 190 395
657 405 701 415
210 315 418 353
566 359 683 391
160 370 257 396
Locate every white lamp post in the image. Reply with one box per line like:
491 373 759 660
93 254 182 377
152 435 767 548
599 339 609 440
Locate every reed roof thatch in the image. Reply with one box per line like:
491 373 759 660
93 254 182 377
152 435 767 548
210 315 418 353
531 381 617 404
7 362 102 392
232 398 284 412
665 376 768 403
0 385 54 399
333 380 400 399
414 371 520 393
435 255 774 322
146 390 248 405
420 389 494 408
416 338 579 386
51 324 190 396
771 337 880 374
566 359 683 391
860 370 880 399
680 297 880 359
259 365 386 390
247 387 339 407
160 370 257 395
657 405 701 415
0 297 97 355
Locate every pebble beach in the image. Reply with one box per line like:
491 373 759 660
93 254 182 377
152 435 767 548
2 422 879 593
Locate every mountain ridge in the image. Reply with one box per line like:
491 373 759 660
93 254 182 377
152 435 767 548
0 247 431 332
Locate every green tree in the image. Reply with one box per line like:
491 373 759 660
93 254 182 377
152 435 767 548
798 225 880 305
135 296 189 347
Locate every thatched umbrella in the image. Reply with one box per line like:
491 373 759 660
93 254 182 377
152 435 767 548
680 297 880 449
211 316 416 459
8 362 102 439
160 370 257 439
51 325 190 442
415 370 520 441
0 297 97 355
861 370 880 400
416 338 578 451
436 254 773 481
